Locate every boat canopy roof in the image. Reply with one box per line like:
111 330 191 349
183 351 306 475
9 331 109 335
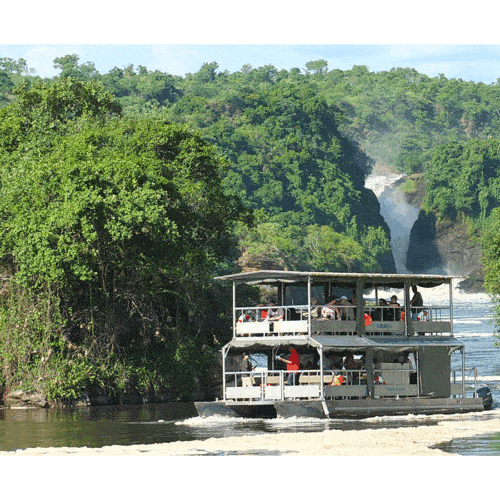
215 270 457 289
224 335 464 353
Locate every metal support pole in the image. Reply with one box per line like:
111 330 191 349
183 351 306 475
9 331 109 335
232 281 236 338
222 346 228 401
356 279 365 336
366 347 374 398
319 346 324 400
319 345 329 417
449 279 454 336
404 279 412 336
462 347 466 397
307 276 312 337
416 350 421 396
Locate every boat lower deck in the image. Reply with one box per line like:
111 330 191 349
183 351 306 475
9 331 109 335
195 396 486 420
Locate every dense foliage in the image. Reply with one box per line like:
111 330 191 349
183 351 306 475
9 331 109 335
160 64 395 272
0 78 248 402
423 139 500 221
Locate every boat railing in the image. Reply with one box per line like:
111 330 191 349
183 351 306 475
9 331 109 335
364 305 450 322
234 304 452 338
224 366 424 402
224 368 368 402
451 367 478 398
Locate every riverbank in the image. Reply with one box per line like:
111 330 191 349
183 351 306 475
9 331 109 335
2 409 500 456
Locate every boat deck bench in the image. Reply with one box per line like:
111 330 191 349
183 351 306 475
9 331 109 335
299 374 334 384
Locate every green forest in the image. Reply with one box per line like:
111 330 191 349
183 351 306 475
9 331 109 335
2 54 500 404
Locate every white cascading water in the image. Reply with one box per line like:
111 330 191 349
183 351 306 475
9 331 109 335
365 173 420 273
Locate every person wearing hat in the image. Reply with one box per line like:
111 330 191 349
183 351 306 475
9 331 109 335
339 296 355 321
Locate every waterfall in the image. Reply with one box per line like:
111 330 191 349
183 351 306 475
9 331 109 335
365 173 420 273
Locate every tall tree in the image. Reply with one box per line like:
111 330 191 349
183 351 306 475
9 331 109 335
53 54 99 80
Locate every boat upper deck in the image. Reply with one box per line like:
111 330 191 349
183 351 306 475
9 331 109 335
216 270 457 340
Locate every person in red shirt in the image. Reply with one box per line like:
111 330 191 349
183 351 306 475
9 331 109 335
278 348 300 385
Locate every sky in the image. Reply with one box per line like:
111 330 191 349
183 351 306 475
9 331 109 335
3 44 500 84
2 2 500 83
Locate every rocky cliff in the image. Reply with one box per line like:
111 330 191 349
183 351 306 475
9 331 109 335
403 176 485 292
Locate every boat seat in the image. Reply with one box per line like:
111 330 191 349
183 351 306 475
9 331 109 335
299 374 334 384
265 376 281 385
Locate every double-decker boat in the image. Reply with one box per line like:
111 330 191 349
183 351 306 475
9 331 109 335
195 270 492 419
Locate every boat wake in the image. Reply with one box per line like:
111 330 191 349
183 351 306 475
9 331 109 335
177 415 260 427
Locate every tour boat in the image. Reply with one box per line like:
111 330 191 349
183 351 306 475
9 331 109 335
195 270 492 419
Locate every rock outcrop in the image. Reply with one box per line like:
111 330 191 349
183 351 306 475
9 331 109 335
403 175 485 292
406 211 485 291
3 390 48 408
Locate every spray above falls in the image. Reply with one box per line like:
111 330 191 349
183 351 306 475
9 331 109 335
365 173 420 273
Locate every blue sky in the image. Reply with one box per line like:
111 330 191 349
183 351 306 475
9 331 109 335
2 2 500 83
3 44 500 84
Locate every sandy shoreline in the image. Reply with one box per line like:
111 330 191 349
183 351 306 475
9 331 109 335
2 409 500 456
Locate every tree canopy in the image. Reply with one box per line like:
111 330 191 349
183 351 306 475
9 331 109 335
423 139 500 221
0 77 248 401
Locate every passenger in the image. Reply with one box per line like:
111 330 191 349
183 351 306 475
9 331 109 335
310 298 321 319
371 302 382 321
238 311 251 322
389 295 402 321
322 297 338 320
277 347 300 385
390 295 400 306
418 309 429 321
267 301 285 321
331 353 344 370
240 352 255 387
324 353 343 372
242 352 255 372
339 296 355 320
344 353 363 371
410 285 423 320
257 304 267 321
303 298 321 319
344 353 363 383
378 298 390 321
